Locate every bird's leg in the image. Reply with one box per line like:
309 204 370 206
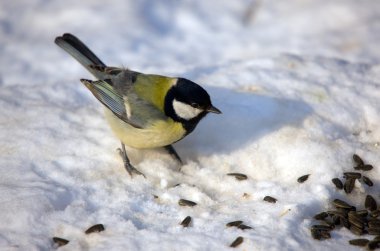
164 145 183 165
117 142 145 178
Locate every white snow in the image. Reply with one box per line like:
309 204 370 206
1 0 380 250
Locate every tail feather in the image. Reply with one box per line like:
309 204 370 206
55 33 106 78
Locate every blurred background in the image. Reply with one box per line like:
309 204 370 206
1 0 379 86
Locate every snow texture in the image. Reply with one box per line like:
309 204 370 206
1 0 380 250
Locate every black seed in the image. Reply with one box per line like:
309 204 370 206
311 229 322 240
227 173 248 181
311 225 332 231
350 225 364 236
226 221 243 227
320 231 331 239
333 199 353 209
85 224 105 234
332 215 341 225
366 195 378 212
237 224 253 230
344 178 355 194
363 176 374 187
368 240 380 250
327 210 347 218
297 174 310 183
180 216 192 227
356 210 369 217
341 217 351 229
263 196 277 203
349 238 369 246
361 164 374 171
52 237 69 247
368 227 380 235
353 154 364 166
344 172 362 179
178 199 197 207
332 178 343 189
369 220 380 228
314 212 328 220
371 210 380 218
229 236 244 248
348 215 365 230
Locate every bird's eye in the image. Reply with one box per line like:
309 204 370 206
191 103 200 108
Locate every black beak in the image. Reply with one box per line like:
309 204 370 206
207 105 222 114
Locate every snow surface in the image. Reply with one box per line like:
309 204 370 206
1 0 380 250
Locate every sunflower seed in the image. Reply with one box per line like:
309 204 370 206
180 216 192 227
314 212 328 220
369 220 380 228
263 196 277 203
297 174 310 183
344 178 355 194
361 164 374 171
344 172 362 179
341 217 351 229
84 224 105 234
327 210 347 218
348 238 369 247
311 229 331 240
368 227 380 235
229 236 244 248
311 225 332 231
356 210 369 217
178 199 197 207
371 210 380 218
363 176 374 187
52 237 69 247
368 240 380 250
366 195 377 212
350 225 364 236
237 224 253 230
348 215 365 230
227 173 248 181
332 178 343 189
333 199 353 209
353 154 364 166
226 221 243 227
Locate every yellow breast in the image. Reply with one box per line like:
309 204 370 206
103 109 186 149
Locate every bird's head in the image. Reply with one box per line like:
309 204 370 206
165 78 221 133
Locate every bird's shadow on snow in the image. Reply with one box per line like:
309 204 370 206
175 86 313 158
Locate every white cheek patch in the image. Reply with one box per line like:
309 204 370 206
173 99 203 120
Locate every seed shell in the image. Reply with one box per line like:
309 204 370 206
85 224 105 234
361 164 374 171
348 238 369 247
227 173 248 181
332 178 343 189
237 224 253 230
314 212 328 220
365 195 377 212
52 237 69 247
229 236 244 248
368 227 380 235
344 178 355 194
178 199 197 207
363 176 374 187
297 174 310 183
263 196 277 203
353 154 364 166
344 172 362 179
368 240 380 250
180 216 192 227
333 199 353 209
350 225 364 236
226 221 243 227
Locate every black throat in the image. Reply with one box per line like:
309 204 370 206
164 87 207 135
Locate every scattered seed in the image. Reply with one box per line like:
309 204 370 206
356 210 369 217
229 236 244 248
180 216 192 227
368 227 380 235
332 178 343 189
344 172 362 179
314 212 328 220
226 221 243 227
85 224 105 234
363 176 374 187
353 154 364 166
365 195 378 212
311 225 332 231
371 210 380 218
327 210 347 218
368 240 380 250
344 178 355 194
178 199 197 207
350 225 364 236
333 199 353 209
348 215 365 230
52 237 69 247
349 238 369 247
297 174 310 183
369 220 380 228
361 164 374 171
227 173 248 181
237 224 253 230
263 196 277 203
311 229 322 240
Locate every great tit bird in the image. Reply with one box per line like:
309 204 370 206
55 33 221 177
